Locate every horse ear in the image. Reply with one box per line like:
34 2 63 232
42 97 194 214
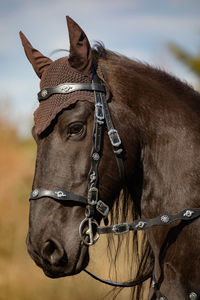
19 31 52 78
66 16 92 74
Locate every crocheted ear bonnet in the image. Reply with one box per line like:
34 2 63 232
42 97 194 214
34 57 94 134
20 16 102 135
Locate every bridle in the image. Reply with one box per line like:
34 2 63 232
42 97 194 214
30 67 125 246
30 66 134 280
29 66 200 299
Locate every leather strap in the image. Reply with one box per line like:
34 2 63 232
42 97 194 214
84 268 152 288
38 82 105 101
30 188 87 204
92 71 125 182
97 208 200 235
78 69 125 246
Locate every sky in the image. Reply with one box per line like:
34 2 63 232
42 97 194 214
1 0 200 137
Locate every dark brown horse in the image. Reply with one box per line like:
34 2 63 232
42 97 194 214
20 16 200 300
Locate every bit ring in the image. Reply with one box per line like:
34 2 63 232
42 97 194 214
79 218 100 246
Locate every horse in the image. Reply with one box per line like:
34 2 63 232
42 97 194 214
20 16 200 300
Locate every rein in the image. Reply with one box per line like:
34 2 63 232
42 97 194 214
30 67 200 297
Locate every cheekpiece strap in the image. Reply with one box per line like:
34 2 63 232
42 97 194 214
38 82 105 101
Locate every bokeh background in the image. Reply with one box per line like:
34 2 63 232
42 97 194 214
0 0 200 299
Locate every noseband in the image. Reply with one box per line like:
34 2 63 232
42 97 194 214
29 67 200 299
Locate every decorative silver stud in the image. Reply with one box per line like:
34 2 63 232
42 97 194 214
161 215 169 223
183 210 194 218
92 153 100 161
55 191 66 198
135 221 146 229
32 189 39 197
60 85 73 92
90 171 96 183
189 292 198 300
41 89 48 97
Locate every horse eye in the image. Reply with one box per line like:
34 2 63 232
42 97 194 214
68 123 84 136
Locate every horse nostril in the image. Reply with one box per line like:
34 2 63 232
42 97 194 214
42 239 66 266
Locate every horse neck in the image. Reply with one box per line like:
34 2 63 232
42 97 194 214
102 57 200 218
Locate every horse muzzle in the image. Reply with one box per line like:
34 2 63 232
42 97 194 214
26 232 89 277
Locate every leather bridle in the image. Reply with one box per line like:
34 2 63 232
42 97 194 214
30 67 125 247
29 67 200 299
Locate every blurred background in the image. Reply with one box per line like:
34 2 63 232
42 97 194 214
0 0 200 299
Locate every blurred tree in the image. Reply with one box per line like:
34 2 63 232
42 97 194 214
168 42 200 80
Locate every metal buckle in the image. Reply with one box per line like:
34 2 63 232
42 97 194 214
112 223 129 235
88 187 98 205
108 129 121 147
96 200 109 217
79 218 100 246
95 103 104 124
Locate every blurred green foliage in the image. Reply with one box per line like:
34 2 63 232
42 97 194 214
168 41 200 82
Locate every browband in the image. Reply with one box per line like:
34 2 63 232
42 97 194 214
38 82 105 101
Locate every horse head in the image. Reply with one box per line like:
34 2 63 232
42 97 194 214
20 16 140 279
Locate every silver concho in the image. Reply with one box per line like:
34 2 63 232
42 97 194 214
135 221 146 229
55 191 66 198
90 171 96 183
32 189 39 197
41 89 48 98
183 210 194 218
161 215 169 223
189 292 198 300
60 85 73 93
92 153 100 161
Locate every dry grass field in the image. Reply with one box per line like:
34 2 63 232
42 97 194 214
0 119 140 300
